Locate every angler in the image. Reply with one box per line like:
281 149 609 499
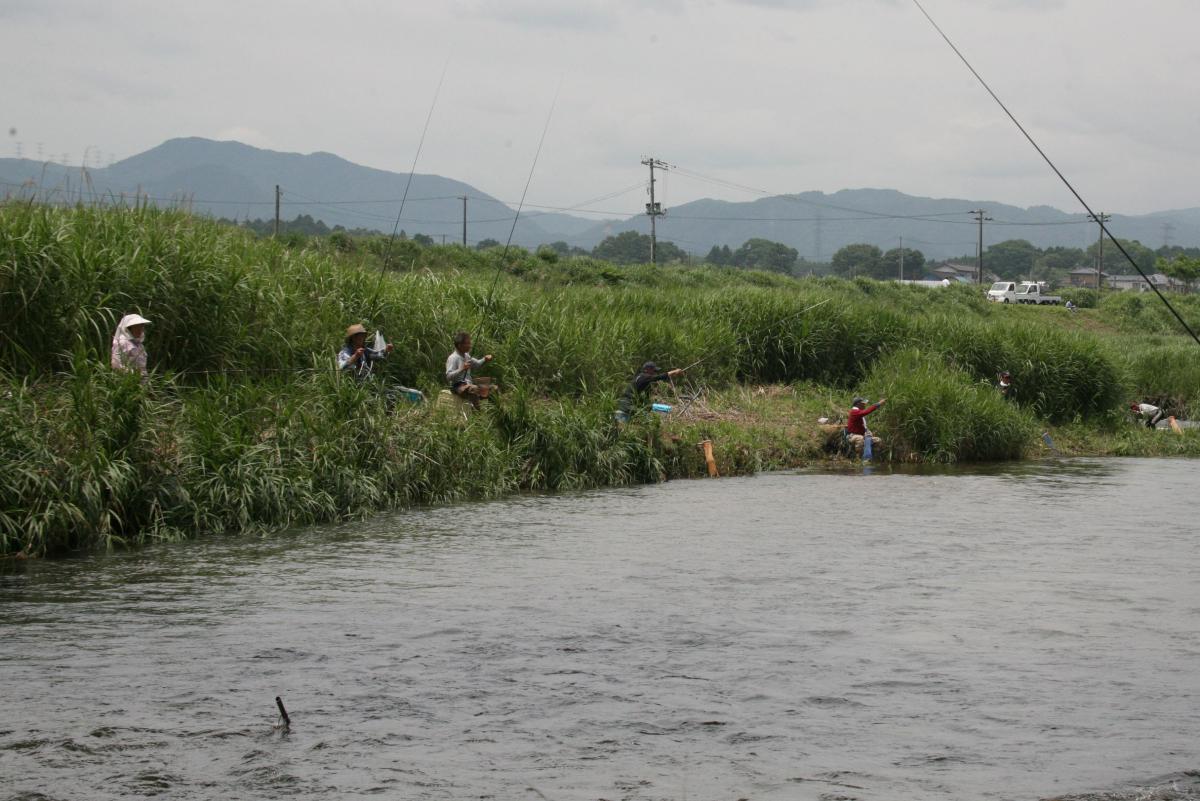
846 395 886 458
445 331 495 409
615 361 684 423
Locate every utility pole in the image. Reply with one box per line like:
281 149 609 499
814 208 823 263
1089 211 1111 290
642 157 669 265
970 209 992 284
1162 221 1175 250
461 196 468 246
899 235 905 282
274 185 281 238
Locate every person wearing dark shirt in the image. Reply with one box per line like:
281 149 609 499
846 395 886 456
997 371 1013 399
615 361 683 422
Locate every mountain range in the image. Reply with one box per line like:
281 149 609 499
2 137 1198 261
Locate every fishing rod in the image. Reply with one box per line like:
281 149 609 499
666 298 832 397
481 79 563 318
910 0 1200 348
369 57 451 313
771 297 833 331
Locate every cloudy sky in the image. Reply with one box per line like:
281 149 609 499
2 0 1197 216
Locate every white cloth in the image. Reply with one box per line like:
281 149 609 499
1136 403 1160 416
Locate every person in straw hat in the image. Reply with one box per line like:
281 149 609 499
338 323 392 381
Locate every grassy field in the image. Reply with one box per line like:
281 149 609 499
3 203 1200 556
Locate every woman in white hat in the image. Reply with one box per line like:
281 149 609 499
110 313 151 374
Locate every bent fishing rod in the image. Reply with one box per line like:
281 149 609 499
369 57 451 313
910 0 1200 348
480 79 563 321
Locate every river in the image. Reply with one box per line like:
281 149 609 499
2 458 1198 800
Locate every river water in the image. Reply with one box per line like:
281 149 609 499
2 458 1199 801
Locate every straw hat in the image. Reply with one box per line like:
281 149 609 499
345 323 367 338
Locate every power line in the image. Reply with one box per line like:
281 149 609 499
910 0 1200 346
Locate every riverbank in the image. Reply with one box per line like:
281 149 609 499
3 203 1200 556
4 368 1198 558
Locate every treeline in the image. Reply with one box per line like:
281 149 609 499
821 239 1200 285
224 216 818 274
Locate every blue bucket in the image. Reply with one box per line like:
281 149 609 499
651 403 671 414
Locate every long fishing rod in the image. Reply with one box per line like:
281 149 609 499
667 297 835 381
481 80 562 318
771 297 833 331
369 57 451 312
909 0 1200 348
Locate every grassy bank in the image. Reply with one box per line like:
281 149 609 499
3 204 1200 556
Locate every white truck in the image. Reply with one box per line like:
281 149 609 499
987 281 1062 305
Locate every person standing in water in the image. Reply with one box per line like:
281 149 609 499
110 313 151 375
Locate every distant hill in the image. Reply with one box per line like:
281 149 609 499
0 137 578 248
2 138 1199 260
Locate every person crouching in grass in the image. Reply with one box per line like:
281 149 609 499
445 331 494 409
110 313 151 375
339 323 391 380
846 395 886 456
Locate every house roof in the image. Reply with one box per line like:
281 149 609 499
1109 273 1170 284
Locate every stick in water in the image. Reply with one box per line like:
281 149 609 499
275 696 291 729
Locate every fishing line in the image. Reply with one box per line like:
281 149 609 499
370 56 451 310
482 78 563 317
910 0 1200 347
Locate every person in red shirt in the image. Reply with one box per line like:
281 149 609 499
846 396 886 456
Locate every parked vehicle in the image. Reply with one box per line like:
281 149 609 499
987 281 1018 302
987 281 1061 305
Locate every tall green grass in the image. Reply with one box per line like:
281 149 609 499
863 348 1038 462
4 203 1196 555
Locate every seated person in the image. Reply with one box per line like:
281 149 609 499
111 313 152 376
338 324 425 404
845 396 886 456
997 371 1013 399
445 331 493 408
339 323 391 380
615 361 684 423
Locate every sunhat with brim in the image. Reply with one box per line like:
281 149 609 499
124 314 151 327
345 323 368 338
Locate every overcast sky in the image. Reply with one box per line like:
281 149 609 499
3 0 1197 217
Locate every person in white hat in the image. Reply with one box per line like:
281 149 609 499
110 313 151 374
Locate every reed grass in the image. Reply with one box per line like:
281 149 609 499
862 348 1039 462
4 203 1198 555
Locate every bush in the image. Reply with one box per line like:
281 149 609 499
862 348 1038 462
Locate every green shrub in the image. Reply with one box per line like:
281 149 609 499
862 348 1038 462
